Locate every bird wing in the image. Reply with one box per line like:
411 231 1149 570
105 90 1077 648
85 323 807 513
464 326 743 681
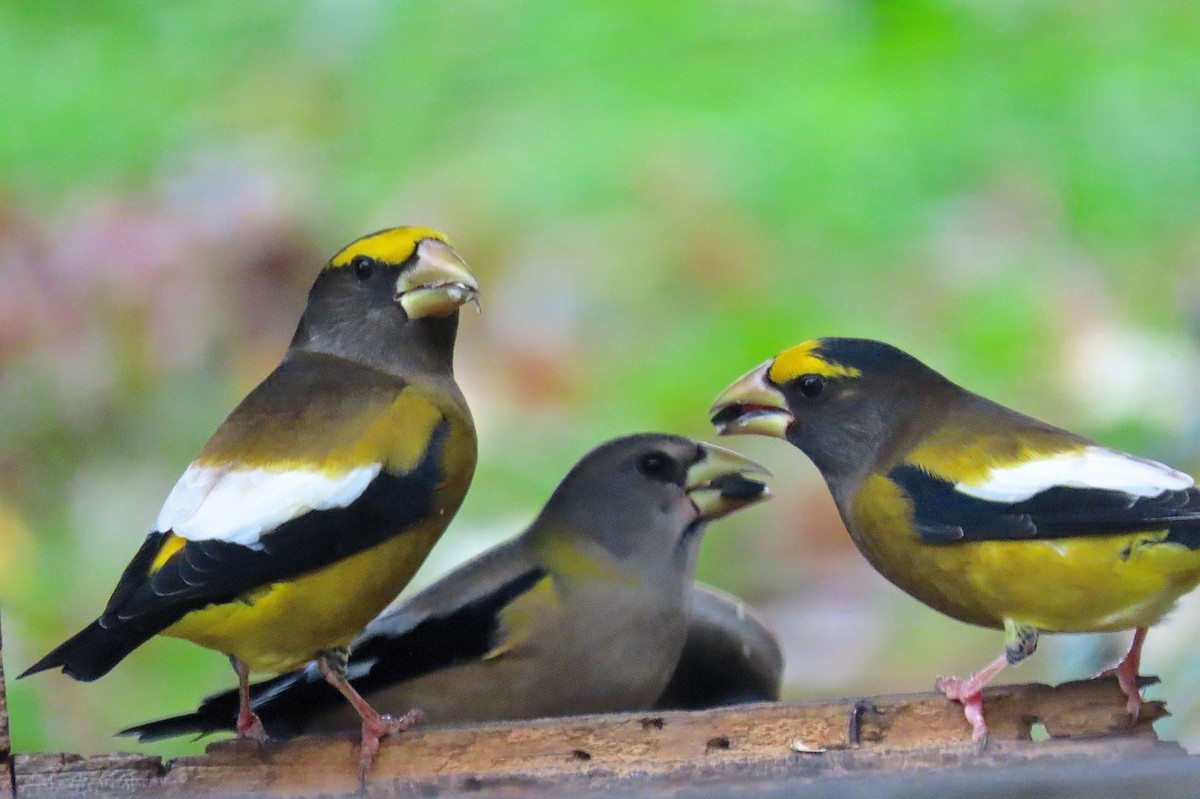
100 351 458 628
301 565 554 695
890 445 1200 545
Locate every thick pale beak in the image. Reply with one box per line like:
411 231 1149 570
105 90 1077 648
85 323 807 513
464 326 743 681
686 442 771 520
395 238 481 319
709 360 793 438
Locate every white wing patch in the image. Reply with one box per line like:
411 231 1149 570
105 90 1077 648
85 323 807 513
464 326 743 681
154 462 383 549
956 445 1193 503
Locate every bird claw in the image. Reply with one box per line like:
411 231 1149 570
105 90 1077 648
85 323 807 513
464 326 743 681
962 696 990 747
235 710 269 743
934 675 964 701
1095 666 1142 719
358 708 424 777
1126 693 1142 720
934 675 979 703
935 676 990 746
1095 627 1147 720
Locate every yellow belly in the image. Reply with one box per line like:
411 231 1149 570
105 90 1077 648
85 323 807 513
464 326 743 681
161 522 443 672
851 474 1200 633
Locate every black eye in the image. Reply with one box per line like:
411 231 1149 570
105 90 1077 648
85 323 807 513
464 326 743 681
637 451 674 480
351 255 376 280
797 373 825 398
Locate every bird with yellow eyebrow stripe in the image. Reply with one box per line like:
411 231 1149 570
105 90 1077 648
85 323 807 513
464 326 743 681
710 337 1200 745
22 226 480 771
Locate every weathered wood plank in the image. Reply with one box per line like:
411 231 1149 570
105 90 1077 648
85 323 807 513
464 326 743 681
11 677 1191 799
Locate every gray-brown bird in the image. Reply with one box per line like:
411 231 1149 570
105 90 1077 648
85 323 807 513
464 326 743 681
656 583 784 711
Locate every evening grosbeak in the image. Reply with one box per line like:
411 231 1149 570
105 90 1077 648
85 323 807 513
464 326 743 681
709 337 1200 744
119 434 771 741
23 226 480 770
656 583 783 711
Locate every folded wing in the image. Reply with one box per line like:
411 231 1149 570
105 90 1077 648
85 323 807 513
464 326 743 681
891 446 1200 546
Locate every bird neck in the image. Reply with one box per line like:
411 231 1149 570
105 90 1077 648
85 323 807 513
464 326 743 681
527 523 639 587
289 311 459 378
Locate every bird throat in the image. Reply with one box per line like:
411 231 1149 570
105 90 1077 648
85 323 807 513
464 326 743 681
292 310 459 378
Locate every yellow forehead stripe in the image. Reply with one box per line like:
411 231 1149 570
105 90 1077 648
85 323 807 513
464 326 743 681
768 340 862 383
329 226 449 268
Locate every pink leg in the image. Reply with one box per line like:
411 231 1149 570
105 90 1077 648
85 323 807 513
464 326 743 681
229 656 268 742
317 652 423 776
1098 626 1147 719
934 653 1010 745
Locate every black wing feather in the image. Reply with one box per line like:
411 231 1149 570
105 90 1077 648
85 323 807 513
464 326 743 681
890 464 1200 547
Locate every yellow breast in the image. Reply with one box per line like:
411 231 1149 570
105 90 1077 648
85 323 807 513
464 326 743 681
850 474 1200 633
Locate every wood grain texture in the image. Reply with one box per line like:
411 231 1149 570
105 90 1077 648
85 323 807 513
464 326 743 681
11 677 1193 799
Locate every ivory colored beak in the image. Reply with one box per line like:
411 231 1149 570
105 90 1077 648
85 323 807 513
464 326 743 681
395 238 481 318
686 442 771 520
709 360 793 438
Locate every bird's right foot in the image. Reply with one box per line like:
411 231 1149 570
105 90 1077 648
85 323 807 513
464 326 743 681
1096 626 1147 719
358 708 423 776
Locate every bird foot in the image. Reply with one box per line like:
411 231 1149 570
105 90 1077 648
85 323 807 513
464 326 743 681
1096 664 1142 719
934 676 989 747
358 708 424 776
235 710 269 743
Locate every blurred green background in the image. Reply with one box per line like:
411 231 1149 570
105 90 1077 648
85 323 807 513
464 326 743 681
3 0 1200 757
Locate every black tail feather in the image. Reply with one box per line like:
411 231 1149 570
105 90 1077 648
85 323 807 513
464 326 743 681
118 697 238 743
19 620 152 682
120 669 312 742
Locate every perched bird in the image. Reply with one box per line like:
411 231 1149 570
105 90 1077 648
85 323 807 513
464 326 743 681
23 226 481 770
656 583 784 711
119 434 771 742
710 337 1200 743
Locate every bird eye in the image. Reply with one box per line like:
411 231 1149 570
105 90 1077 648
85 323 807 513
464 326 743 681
797 373 825 398
637 451 674 480
351 255 376 280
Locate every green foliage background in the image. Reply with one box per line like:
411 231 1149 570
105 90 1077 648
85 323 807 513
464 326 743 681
3 1 1200 756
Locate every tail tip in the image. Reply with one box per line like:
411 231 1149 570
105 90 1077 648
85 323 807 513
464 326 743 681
17 656 61 681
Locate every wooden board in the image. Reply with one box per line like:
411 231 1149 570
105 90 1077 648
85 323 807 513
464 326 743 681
13 676 1193 798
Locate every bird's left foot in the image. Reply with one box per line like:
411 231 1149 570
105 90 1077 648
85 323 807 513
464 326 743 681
235 709 269 743
934 676 989 746
1096 661 1142 719
358 708 424 776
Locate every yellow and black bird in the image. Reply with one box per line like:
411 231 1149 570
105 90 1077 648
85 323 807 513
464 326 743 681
22 226 480 769
117 434 772 741
710 337 1200 743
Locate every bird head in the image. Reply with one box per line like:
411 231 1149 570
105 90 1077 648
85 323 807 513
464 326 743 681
327 226 479 319
293 226 480 370
710 338 939 480
534 434 770 585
